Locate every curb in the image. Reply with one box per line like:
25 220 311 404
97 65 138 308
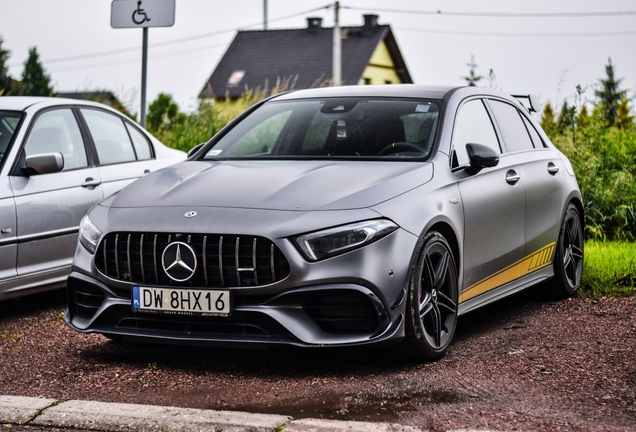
0 395 421 432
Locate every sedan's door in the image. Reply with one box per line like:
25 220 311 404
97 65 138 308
79 108 158 197
486 100 565 260
452 99 526 303
0 176 17 281
10 108 103 276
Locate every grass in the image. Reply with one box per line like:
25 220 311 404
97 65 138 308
581 240 636 297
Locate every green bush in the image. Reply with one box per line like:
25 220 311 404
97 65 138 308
548 105 636 241
582 240 636 297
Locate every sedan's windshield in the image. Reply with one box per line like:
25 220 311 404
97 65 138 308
0 111 23 169
203 98 440 160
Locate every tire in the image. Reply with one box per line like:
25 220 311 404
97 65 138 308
551 203 584 298
396 232 459 362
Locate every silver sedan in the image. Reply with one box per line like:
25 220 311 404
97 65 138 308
0 97 185 300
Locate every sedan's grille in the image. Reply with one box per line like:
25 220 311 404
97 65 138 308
95 232 290 288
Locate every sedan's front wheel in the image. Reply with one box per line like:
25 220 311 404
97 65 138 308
397 232 458 362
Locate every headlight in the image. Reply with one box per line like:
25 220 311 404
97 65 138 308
79 215 102 254
294 219 398 262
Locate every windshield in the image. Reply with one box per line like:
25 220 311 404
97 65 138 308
0 111 23 169
203 98 440 160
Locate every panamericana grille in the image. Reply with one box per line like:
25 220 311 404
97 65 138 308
95 232 290 288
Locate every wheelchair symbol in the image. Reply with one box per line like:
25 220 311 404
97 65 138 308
132 1 151 25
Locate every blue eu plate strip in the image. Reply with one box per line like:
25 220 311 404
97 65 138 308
132 286 140 309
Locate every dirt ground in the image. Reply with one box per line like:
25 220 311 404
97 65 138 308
0 288 634 432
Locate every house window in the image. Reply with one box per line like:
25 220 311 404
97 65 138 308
385 80 392 84
228 70 245 87
364 78 372 85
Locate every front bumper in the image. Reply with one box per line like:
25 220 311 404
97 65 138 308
66 226 418 348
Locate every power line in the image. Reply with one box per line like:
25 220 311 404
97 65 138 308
48 43 228 73
8 4 331 68
345 6 636 18
397 27 636 37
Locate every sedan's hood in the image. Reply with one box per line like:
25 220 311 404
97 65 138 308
104 160 433 211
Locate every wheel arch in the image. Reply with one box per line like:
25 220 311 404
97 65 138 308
426 221 461 279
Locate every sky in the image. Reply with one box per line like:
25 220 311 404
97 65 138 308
1 0 635 116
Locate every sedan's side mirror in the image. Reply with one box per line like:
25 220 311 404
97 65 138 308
187 143 206 158
466 143 499 173
25 152 64 175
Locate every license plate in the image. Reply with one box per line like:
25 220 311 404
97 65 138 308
132 286 231 317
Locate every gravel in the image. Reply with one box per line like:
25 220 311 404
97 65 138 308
1 288 634 431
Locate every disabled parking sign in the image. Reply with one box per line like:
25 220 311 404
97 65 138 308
111 0 175 28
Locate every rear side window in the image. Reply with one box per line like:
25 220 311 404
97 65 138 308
521 115 545 148
81 109 137 165
452 99 500 167
125 123 152 160
488 100 534 152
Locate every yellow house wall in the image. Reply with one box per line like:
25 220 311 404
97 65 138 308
359 41 402 85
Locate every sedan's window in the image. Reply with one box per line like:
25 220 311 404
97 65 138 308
24 109 87 171
81 109 137 165
521 115 545 148
452 99 500 167
125 123 152 160
204 99 440 160
0 111 22 168
488 100 535 152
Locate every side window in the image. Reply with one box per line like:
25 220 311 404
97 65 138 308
80 109 137 165
488 100 535 152
24 109 88 171
125 123 153 160
452 99 500 167
521 115 545 148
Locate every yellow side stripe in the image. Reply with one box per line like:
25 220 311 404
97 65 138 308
459 242 556 303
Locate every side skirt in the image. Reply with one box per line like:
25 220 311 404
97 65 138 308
458 265 553 316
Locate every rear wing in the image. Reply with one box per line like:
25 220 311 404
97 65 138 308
511 94 540 113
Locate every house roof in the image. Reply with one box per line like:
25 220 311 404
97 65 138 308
199 15 412 99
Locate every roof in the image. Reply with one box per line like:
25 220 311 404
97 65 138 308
272 84 457 102
56 91 119 104
200 15 412 99
0 96 108 111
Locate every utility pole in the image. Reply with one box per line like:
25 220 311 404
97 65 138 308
264 0 268 30
140 27 148 127
332 1 341 86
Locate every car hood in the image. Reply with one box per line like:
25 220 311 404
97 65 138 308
103 160 434 211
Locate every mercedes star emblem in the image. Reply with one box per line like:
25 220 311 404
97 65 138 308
184 211 197 218
162 242 197 282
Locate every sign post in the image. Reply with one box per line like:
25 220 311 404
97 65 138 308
111 0 175 127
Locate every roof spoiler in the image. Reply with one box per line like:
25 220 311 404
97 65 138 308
511 94 540 113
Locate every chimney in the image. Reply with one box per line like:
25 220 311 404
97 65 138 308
363 14 378 29
307 17 323 30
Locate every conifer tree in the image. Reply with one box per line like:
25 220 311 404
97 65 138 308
20 47 53 96
540 101 557 134
594 57 627 126
576 105 590 129
614 99 634 130
557 101 576 133
463 55 483 87
0 36 19 95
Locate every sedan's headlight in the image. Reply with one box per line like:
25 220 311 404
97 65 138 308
79 215 102 254
294 219 398 262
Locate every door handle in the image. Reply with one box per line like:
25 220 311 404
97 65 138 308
82 177 101 188
548 162 560 175
143 169 151 175
506 170 520 185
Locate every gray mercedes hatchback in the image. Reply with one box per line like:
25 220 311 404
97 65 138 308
66 85 583 361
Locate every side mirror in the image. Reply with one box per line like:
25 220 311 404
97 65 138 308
187 143 206 158
25 152 64 175
466 143 499 173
